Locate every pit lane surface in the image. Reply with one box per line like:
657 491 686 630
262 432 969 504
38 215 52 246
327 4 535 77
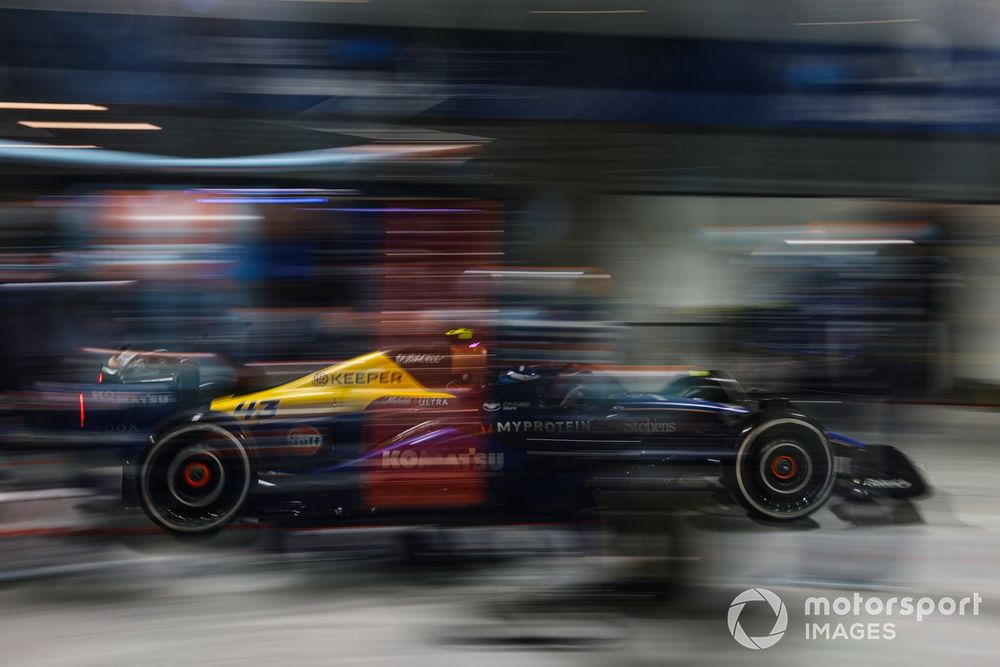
0 405 997 666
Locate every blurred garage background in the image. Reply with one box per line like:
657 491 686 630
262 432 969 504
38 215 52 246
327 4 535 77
0 2 999 665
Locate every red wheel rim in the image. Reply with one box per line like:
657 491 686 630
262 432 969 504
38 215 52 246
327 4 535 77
183 461 211 488
770 454 798 480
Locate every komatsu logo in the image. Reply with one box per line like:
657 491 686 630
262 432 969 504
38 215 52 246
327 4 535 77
382 448 503 471
89 391 172 406
494 420 591 433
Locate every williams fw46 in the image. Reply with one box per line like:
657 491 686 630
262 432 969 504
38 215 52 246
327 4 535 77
56 335 927 535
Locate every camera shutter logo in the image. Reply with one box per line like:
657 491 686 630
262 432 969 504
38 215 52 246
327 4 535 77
728 588 788 650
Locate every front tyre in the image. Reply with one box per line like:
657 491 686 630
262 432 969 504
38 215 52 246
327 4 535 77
733 418 835 521
138 423 252 535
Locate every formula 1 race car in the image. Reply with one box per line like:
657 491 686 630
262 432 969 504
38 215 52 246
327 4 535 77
48 330 928 535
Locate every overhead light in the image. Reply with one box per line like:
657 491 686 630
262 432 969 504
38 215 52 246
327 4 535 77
0 144 99 149
352 143 477 154
465 270 587 277
795 19 918 26
18 121 160 130
196 198 329 205
784 239 915 245
753 250 878 256
327 207 477 213
126 215 263 222
528 9 647 14
0 102 107 111
192 188 355 195
0 141 478 171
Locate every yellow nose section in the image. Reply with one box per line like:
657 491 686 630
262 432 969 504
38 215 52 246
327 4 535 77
210 351 452 420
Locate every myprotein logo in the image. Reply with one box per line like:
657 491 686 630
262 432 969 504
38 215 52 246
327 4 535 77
728 588 788 650
493 420 591 434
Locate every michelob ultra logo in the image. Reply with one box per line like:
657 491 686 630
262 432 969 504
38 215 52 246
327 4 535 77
395 353 445 365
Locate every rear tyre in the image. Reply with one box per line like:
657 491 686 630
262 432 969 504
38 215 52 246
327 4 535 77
733 418 834 521
138 423 252 535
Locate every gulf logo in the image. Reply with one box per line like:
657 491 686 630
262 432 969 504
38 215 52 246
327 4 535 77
287 425 324 457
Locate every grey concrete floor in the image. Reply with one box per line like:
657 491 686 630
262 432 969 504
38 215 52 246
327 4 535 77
0 405 998 666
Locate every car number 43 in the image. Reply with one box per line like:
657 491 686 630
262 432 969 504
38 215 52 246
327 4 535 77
233 399 280 420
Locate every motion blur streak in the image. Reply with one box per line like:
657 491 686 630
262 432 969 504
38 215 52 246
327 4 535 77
0 141 476 170
0 102 107 111
17 122 162 130
0 2 998 666
0 144 100 149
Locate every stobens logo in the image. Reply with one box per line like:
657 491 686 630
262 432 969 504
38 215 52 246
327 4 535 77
728 588 788 650
623 419 677 434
